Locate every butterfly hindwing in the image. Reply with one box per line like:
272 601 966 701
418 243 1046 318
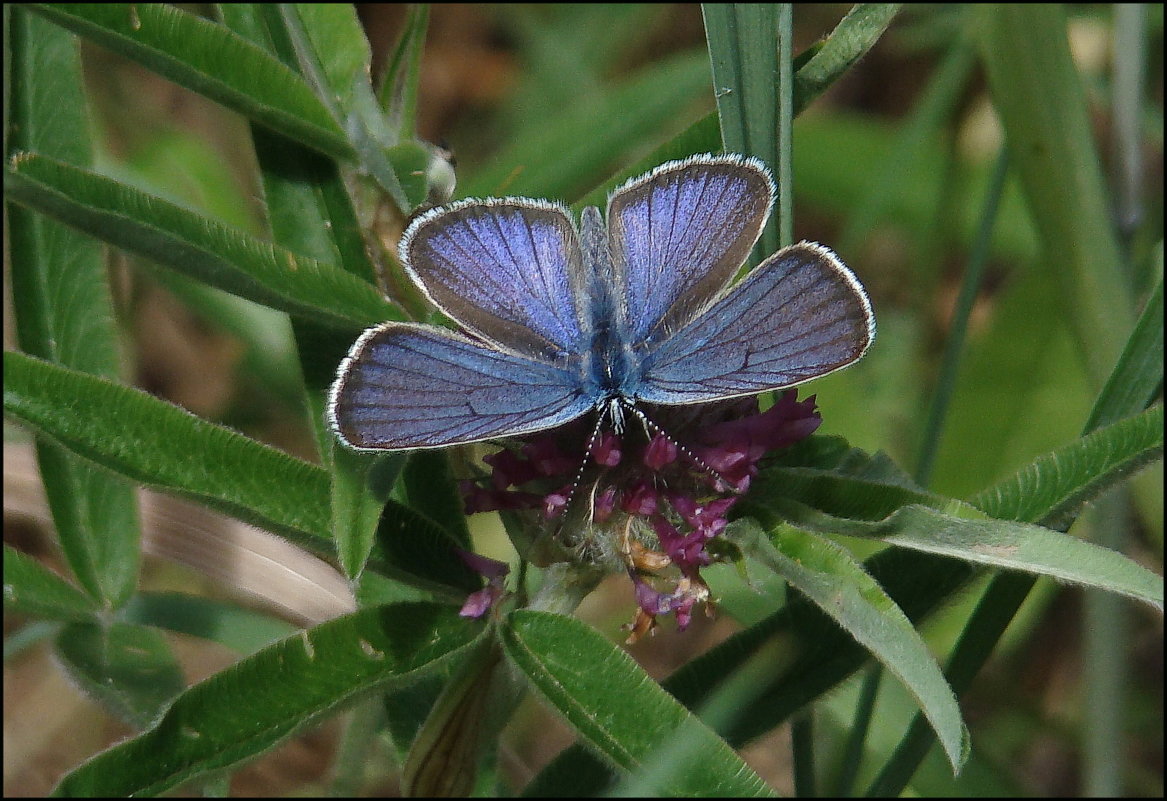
637 242 875 404
329 322 593 449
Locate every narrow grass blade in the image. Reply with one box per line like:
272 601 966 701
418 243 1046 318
29 3 352 160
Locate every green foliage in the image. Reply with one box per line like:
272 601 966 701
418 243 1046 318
53 604 482 796
3 3 1161 797
7 5 141 609
501 610 774 796
6 155 397 329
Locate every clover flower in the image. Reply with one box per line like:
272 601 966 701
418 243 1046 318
458 391 821 639
455 549 511 619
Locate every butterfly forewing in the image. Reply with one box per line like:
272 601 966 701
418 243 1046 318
606 155 773 348
401 199 587 360
329 323 593 449
637 242 875 404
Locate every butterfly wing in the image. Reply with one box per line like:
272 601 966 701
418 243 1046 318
401 199 587 360
329 323 593 449
606 154 773 348
637 242 875 404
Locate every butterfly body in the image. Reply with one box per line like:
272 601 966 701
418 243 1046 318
573 206 638 406
329 154 874 451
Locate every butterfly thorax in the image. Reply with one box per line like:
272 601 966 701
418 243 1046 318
588 324 639 399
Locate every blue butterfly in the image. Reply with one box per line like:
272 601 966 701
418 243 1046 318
329 154 874 451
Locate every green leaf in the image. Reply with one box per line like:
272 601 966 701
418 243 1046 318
501 610 775 797
401 637 503 797
333 449 404 581
399 451 472 549
792 4 902 111
249 131 378 283
748 404 1163 610
1084 274 1163 432
53 603 483 797
378 5 430 140
865 312 1163 793
379 671 450 765
7 5 141 608
265 4 411 211
386 139 448 211
524 544 979 796
3 545 100 622
5 154 397 329
977 3 1135 387
122 592 298 655
756 401 1164 540
750 465 941 525
862 570 1036 797
702 3 790 253
4 352 334 552
211 2 267 47
373 499 483 596
739 522 969 772
283 4 372 121
970 404 1164 527
54 621 186 730
702 5 782 150
760 498 1163 611
28 3 352 160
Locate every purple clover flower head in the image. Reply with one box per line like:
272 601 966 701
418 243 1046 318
457 391 821 638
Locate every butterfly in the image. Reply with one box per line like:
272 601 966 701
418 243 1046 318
328 154 874 451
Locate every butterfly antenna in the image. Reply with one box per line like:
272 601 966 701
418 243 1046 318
623 402 741 495
557 403 612 519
